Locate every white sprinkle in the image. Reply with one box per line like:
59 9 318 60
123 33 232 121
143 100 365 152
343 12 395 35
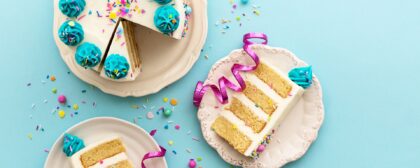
43 99 48 104
192 137 200 142
31 104 36 109
146 112 154 119
187 130 191 135
186 148 192 153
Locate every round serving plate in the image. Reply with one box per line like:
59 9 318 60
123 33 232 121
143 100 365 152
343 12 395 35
44 117 167 168
53 0 208 97
197 45 325 168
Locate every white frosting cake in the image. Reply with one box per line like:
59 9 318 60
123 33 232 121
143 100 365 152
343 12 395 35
56 0 190 81
211 61 304 158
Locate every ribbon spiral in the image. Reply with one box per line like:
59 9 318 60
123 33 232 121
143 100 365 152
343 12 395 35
193 33 268 107
141 146 166 168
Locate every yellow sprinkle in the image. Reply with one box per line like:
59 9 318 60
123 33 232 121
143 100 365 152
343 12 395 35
163 97 168 102
58 110 66 119
73 104 79 110
27 133 33 140
168 140 174 146
68 21 75 27
170 99 178 106
109 11 117 19
232 124 237 129
236 16 241 21
131 105 140 109
52 88 57 94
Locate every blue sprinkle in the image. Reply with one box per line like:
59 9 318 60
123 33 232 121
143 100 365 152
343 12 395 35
164 125 169 129
172 150 177 155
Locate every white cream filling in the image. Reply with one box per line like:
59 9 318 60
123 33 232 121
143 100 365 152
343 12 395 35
89 152 128 168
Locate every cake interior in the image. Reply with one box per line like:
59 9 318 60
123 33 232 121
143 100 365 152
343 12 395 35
121 19 141 70
80 139 126 167
211 62 302 156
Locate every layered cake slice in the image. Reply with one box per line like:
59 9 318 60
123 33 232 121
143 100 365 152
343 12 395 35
100 19 141 82
211 61 304 158
70 136 134 168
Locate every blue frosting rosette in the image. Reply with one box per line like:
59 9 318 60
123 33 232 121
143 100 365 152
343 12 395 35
288 66 313 89
62 134 85 157
58 20 84 46
59 0 86 18
154 0 172 5
154 5 180 34
104 54 130 79
75 42 102 68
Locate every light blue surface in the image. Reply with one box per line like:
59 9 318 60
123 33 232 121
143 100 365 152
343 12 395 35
1 0 420 167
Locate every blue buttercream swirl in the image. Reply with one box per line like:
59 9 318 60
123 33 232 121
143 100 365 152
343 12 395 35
75 42 102 68
58 20 84 46
154 5 180 34
154 0 172 5
104 54 130 79
62 134 85 157
288 66 313 89
59 0 86 18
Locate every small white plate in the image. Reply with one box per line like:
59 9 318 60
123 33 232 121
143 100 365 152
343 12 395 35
52 0 208 97
198 45 325 168
44 117 167 168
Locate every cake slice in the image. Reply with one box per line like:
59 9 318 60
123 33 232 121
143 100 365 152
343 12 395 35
211 61 305 158
70 136 134 168
100 19 141 82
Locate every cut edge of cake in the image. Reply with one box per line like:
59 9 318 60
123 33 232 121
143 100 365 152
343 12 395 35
70 136 134 168
211 61 305 158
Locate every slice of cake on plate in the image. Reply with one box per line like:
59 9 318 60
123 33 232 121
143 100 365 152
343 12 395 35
63 134 134 168
211 61 304 158
100 19 141 81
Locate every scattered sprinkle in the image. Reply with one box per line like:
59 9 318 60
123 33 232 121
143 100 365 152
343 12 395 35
58 110 66 119
175 125 180 130
73 104 79 110
27 133 33 140
168 140 174 146
52 88 57 94
163 97 168 102
146 112 154 119
170 99 178 106
50 75 56 82
150 129 157 136
192 137 200 142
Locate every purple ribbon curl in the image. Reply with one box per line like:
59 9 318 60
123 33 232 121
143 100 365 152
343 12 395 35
193 33 268 107
141 146 166 168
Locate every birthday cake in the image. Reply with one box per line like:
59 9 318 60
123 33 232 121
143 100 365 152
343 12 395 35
211 62 305 158
63 134 134 168
56 0 191 81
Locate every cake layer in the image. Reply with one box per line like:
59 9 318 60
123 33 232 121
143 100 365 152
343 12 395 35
243 81 276 115
106 160 133 168
211 116 252 154
226 97 266 133
80 138 126 167
254 63 292 98
121 20 141 70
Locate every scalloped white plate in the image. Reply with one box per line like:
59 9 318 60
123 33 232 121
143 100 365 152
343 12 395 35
53 0 208 97
44 117 167 168
197 45 324 168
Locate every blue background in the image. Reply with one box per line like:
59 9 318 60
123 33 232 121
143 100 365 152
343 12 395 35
1 0 420 167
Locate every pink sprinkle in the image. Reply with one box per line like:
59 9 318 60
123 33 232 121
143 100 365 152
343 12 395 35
150 129 157 136
44 148 50 153
100 160 104 164
77 14 86 21
175 125 180 130
141 9 146 14
233 4 237 9
121 42 126 46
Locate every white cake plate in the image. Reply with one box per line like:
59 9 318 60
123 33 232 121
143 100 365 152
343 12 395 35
53 0 208 97
44 117 167 168
197 45 325 168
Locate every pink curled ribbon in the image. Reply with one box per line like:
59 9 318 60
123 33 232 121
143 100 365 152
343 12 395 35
193 33 268 107
141 146 166 168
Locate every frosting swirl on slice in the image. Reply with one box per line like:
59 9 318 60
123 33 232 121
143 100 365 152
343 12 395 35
154 5 180 34
62 134 85 157
58 20 84 46
59 0 86 18
288 66 313 89
104 54 130 79
75 42 102 68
